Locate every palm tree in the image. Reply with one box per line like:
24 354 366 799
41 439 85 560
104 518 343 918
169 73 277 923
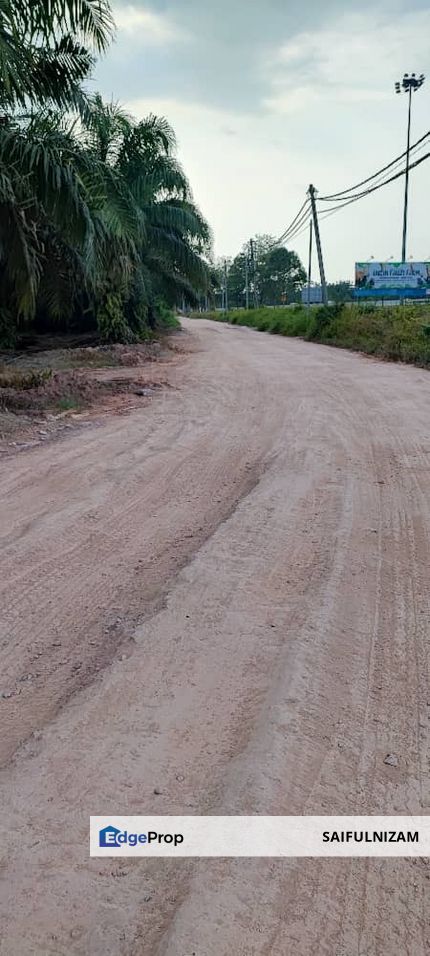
0 0 116 342
81 97 212 336
0 99 212 343
0 0 114 111
0 112 91 332
0 3 212 345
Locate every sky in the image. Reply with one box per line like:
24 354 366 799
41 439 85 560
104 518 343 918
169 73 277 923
95 0 430 281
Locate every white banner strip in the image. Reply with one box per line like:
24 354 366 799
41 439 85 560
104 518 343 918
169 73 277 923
90 816 430 857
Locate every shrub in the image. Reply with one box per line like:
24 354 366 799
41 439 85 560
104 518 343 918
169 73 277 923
194 302 430 369
0 367 52 389
96 294 135 344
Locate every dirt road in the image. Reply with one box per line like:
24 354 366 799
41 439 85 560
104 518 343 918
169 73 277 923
0 319 429 955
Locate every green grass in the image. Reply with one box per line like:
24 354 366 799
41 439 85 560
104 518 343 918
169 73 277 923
55 395 83 412
191 303 430 367
0 367 52 389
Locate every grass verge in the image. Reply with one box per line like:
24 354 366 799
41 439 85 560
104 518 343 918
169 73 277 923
191 304 430 367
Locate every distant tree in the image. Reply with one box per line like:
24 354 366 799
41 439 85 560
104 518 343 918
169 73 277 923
258 246 306 305
226 252 248 308
224 234 306 308
327 281 353 303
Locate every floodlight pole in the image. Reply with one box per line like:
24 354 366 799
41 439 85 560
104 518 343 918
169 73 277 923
395 72 425 262
402 85 412 263
308 184 328 305
223 259 229 312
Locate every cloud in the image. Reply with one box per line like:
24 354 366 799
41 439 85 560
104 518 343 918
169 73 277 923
121 94 314 257
107 1 430 113
96 2 430 279
112 3 186 44
107 0 349 110
264 8 430 114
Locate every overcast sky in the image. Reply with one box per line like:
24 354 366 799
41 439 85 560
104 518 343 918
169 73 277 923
95 0 430 281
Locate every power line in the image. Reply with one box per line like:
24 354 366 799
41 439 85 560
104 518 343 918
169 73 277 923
267 147 430 256
324 136 430 208
273 198 311 246
280 212 317 245
280 148 430 246
281 215 313 246
277 207 312 245
270 133 430 250
319 129 430 201
242 129 430 299
272 134 430 249
319 148 430 217
357 136 430 193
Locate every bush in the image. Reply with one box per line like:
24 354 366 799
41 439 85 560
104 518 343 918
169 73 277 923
155 301 180 330
193 302 430 369
97 293 135 344
0 367 52 389
0 309 20 349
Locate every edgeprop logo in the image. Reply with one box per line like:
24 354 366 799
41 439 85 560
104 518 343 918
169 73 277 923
99 825 184 848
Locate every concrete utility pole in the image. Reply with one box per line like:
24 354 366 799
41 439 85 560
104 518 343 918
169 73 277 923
307 221 313 309
245 249 249 310
308 184 328 305
223 259 229 313
395 72 425 262
249 238 258 308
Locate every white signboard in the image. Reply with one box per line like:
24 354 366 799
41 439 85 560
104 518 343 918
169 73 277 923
355 261 430 290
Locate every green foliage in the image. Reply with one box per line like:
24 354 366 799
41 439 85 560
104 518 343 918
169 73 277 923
0 309 19 348
154 300 180 330
0 1 114 112
306 303 344 340
96 293 133 343
196 303 430 368
198 307 311 337
212 234 306 310
0 367 52 389
327 281 353 303
0 2 212 348
258 246 306 305
56 394 82 411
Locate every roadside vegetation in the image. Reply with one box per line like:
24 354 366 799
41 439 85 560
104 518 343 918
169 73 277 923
210 235 306 309
193 303 430 367
0 0 211 350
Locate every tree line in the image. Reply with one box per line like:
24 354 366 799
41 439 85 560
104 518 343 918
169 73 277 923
211 235 306 310
208 236 353 311
0 0 212 347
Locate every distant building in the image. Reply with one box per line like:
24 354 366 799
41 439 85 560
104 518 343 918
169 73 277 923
301 285 323 304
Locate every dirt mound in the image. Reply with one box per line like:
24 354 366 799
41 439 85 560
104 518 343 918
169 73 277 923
0 334 187 450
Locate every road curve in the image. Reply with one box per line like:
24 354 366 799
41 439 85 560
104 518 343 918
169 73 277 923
0 319 429 954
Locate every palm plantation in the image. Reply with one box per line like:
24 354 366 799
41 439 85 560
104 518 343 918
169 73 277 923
0 0 211 345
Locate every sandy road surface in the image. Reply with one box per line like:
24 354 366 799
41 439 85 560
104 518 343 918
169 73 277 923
0 319 429 955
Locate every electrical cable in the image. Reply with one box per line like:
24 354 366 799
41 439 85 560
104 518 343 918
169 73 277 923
318 149 430 217
269 148 430 254
272 198 311 246
277 207 312 245
279 215 314 245
255 135 430 263
327 137 430 204
319 129 430 201
279 213 313 245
